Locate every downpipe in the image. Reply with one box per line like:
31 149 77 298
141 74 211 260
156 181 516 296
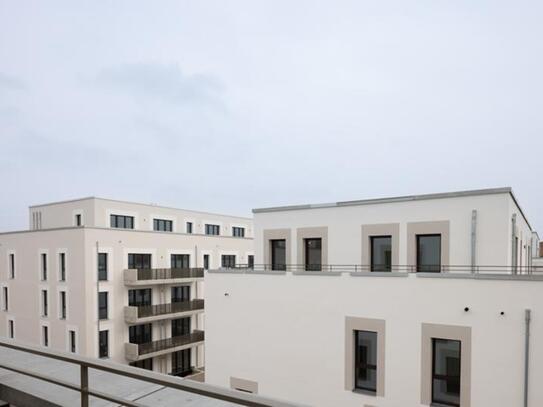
524 309 531 407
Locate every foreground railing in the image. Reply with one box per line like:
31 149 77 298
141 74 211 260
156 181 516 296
0 338 300 407
138 330 205 356
137 299 205 318
136 268 204 280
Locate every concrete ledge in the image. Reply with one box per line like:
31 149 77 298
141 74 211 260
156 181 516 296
349 272 409 278
292 271 343 276
416 273 543 281
208 269 245 274
246 270 287 276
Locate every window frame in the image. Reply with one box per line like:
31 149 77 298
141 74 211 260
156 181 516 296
205 224 220 235
110 214 135 229
232 226 245 237
431 338 461 407
370 235 392 272
59 291 67 319
59 252 66 281
153 218 173 232
98 253 108 281
186 222 193 234
41 253 47 281
304 237 322 271
354 330 378 394
99 330 109 358
416 234 442 273
270 239 286 271
9 253 15 279
98 292 108 320
221 255 236 268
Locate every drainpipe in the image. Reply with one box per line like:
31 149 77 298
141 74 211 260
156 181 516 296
512 214 517 273
471 210 477 273
524 309 531 407
96 241 100 357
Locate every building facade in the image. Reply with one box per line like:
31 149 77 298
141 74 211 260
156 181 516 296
0 197 253 378
205 188 542 406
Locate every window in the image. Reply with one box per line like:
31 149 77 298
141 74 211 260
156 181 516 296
42 290 48 317
203 254 210 270
8 320 14 339
129 323 152 344
130 359 153 371
69 330 76 353
59 253 66 281
248 255 254 269
75 214 82 226
172 349 192 376
98 253 108 281
370 236 392 272
2 287 7 311
355 330 378 393
417 234 441 272
128 253 152 269
304 238 322 271
271 239 286 271
110 214 134 229
42 326 49 347
186 222 193 234
99 330 109 358
171 254 190 269
232 227 245 237
172 317 190 337
153 218 173 232
98 292 108 320
59 291 66 319
221 255 236 268
41 253 47 280
432 338 461 406
172 286 190 303
128 289 152 307
9 254 15 279
205 224 220 235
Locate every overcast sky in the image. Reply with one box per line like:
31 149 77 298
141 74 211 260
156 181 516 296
1 1 542 232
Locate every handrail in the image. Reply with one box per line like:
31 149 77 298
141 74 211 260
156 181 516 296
136 299 205 318
138 330 205 355
0 338 302 407
135 268 204 281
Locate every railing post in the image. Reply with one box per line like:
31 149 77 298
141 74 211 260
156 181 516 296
80 364 89 407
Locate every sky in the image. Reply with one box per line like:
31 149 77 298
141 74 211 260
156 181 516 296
0 1 542 232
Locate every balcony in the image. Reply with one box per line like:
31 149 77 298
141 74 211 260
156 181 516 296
124 299 205 323
124 268 204 286
125 330 205 361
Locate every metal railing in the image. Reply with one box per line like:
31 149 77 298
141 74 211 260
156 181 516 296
0 338 299 407
136 268 204 281
138 330 205 356
221 264 543 275
136 299 205 318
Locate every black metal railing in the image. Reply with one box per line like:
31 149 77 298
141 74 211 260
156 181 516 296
138 330 204 356
136 299 204 318
169 368 195 378
135 268 204 281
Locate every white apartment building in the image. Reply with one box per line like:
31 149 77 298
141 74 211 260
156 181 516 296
205 187 542 407
0 197 253 378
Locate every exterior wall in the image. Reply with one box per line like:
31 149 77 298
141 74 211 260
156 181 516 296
205 271 543 407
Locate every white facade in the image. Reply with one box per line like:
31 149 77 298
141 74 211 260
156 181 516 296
0 197 253 377
205 187 542 406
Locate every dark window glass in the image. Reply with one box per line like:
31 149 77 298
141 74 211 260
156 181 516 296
43 326 49 347
128 253 152 269
70 330 76 353
248 255 254 269
153 218 173 232
271 239 286 271
75 214 82 226
98 292 108 320
305 238 322 271
42 290 48 316
99 330 109 358
221 255 236 268
9 254 15 279
128 289 152 307
131 358 153 371
3 287 7 311
172 317 191 337
59 253 66 281
41 253 47 280
60 291 66 319
205 224 220 235
110 214 135 229
233 227 245 237
8 320 14 339
129 323 152 344
355 330 377 393
203 254 210 270
432 338 461 406
371 236 392 271
186 222 193 234
171 254 190 269
172 349 192 376
98 253 108 281
172 286 190 303
417 234 441 272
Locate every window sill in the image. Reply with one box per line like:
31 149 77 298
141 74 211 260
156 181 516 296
352 388 377 397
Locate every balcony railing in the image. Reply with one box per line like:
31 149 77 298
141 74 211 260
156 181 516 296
124 268 204 284
138 330 204 356
127 299 204 321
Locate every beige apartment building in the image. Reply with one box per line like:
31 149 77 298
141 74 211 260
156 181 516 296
0 197 253 378
205 187 543 407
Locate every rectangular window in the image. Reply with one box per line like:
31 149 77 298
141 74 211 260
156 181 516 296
417 234 442 272
98 292 108 320
59 253 66 281
75 214 82 226
99 330 108 358
171 317 191 337
221 255 236 268
270 239 286 271
432 338 461 406
129 323 152 344
2 287 8 311
69 330 76 353
42 290 48 317
186 222 193 234
355 330 377 393
128 288 152 307
203 254 210 270
205 224 220 235
42 326 49 347
8 320 14 339
153 218 173 232
171 349 192 376
171 286 190 303
110 214 134 229
371 236 392 272
248 255 254 269
130 358 153 371
128 253 152 269
41 253 47 280
304 238 322 271
171 254 190 269
9 254 15 279
232 227 245 237
98 253 108 281
60 291 66 319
